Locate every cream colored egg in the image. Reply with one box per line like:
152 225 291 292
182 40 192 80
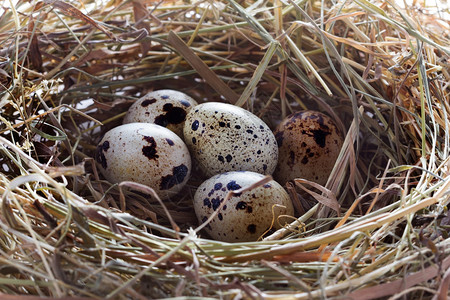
123 89 198 137
183 102 278 177
194 171 294 242
273 111 343 186
95 123 191 199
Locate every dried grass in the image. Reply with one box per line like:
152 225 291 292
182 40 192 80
0 0 449 298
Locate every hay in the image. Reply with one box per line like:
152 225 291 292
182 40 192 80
0 0 449 298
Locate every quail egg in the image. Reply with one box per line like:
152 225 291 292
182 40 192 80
123 89 198 137
194 171 294 242
95 123 191 199
183 102 278 177
273 111 343 186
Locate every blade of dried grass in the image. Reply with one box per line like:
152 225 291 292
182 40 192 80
168 6 209 73
222 175 450 262
235 42 278 107
288 0 360 141
356 0 450 55
295 179 340 216
348 252 450 300
263 203 317 241
168 31 239 104
44 0 116 40
228 0 319 94
284 33 332 95
118 181 180 238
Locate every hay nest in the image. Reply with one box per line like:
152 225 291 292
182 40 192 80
1 0 449 298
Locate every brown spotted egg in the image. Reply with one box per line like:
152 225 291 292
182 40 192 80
194 171 294 242
273 111 343 186
183 102 278 177
123 89 198 137
95 123 191 199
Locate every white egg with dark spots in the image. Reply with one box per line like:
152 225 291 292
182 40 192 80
273 111 343 186
95 123 191 199
123 89 198 137
183 102 278 177
194 171 294 242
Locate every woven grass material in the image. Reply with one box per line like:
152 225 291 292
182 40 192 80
0 0 449 298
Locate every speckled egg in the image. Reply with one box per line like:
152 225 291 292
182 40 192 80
183 102 278 177
123 89 198 137
194 171 294 242
95 123 191 199
273 111 343 186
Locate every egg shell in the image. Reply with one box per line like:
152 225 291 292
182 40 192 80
194 171 294 242
95 123 191 199
123 89 198 137
183 102 278 177
273 111 343 186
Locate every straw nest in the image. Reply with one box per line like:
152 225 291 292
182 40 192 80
1 0 449 298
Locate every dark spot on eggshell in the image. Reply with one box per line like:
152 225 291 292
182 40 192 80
225 154 233 163
95 142 108 169
246 129 253 134
203 198 211 208
218 155 224 163
289 151 296 167
219 121 226 127
166 138 174 146
180 100 191 107
305 112 324 125
227 181 241 191
214 183 223 190
301 156 309 164
263 183 271 188
211 197 221 211
311 129 331 148
192 137 196 144
247 224 256 234
236 201 247 210
160 164 189 190
247 206 253 213
263 164 267 171
154 103 187 127
142 136 158 160
192 120 199 131
161 95 169 99
102 140 110 151
235 125 241 129
218 213 223 221
141 98 156 107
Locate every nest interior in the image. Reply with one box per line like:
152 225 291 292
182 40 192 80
0 0 449 299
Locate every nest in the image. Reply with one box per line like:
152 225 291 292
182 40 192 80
1 0 450 298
